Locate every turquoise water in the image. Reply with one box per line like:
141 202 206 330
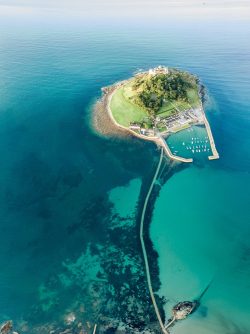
0 12 249 333
151 166 250 333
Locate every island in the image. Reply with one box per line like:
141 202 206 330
99 66 219 162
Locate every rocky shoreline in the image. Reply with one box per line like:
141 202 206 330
92 88 130 139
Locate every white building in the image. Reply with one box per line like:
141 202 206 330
149 66 169 76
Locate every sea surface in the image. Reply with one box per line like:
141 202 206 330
0 12 250 333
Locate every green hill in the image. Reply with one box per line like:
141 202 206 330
109 68 200 129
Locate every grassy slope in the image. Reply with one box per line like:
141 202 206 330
187 88 200 107
110 84 147 127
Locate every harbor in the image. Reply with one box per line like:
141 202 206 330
104 83 219 164
166 124 216 161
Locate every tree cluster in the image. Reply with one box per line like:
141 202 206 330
132 70 198 115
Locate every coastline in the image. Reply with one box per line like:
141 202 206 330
92 93 130 138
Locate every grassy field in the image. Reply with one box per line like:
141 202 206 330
122 80 137 99
110 84 147 127
187 88 200 107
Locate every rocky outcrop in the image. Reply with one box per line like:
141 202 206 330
0 321 14 334
172 301 197 320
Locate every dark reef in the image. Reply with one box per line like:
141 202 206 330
5 143 188 334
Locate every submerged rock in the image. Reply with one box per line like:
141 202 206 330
64 312 76 325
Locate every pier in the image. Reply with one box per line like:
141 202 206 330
139 148 170 334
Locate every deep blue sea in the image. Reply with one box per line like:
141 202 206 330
0 11 249 333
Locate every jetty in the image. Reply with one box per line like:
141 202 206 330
139 149 197 333
139 148 170 334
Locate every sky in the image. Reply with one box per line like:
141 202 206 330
0 0 249 7
0 0 249 21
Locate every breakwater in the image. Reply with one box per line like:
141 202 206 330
203 113 219 160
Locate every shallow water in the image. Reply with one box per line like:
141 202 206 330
151 166 250 333
0 11 249 333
